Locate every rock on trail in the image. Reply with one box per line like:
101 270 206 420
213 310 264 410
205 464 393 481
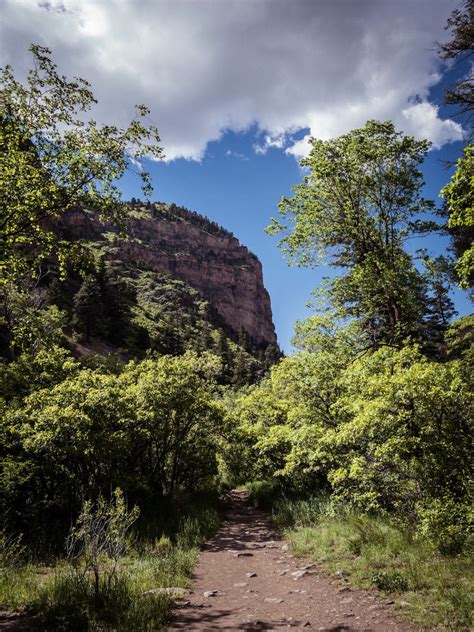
168 490 419 631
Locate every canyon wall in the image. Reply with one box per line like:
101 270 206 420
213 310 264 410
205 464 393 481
63 204 277 347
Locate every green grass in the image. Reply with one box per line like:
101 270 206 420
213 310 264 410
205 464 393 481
0 493 222 631
0 566 45 610
272 497 473 631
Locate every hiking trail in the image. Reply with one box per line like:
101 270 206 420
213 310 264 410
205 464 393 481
168 490 418 631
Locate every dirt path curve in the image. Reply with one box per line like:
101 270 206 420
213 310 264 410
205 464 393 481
168 490 419 632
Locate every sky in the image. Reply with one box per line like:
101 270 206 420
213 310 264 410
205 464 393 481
1 0 472 351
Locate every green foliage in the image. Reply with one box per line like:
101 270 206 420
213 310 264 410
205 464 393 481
66 490 140 600
130 271 209 355
0 492 221 630
0 45 162 281
268 120 445 348
371 571 409 593
437 0 474 124
1 352 225 538
0 344 79 402
417 497 473 556
440 145 474 289
271 497 473 629
0 526 26 568
326 346 472 519
0 279 67 360
230 343 473 549
72 277 107 342
445 315 474 369
245 480 284 510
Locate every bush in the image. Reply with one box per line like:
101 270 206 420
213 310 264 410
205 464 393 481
417 497 473 555
371 570 409 593
66 489 139 601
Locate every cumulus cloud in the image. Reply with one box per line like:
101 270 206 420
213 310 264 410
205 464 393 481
0 0 463 161
254 133 292 155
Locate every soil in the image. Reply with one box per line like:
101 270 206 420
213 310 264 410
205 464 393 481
168 490 420 631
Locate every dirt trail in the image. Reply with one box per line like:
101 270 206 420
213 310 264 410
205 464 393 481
169 490 418 631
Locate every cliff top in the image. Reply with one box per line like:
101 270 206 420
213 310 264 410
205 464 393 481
126 200 259 260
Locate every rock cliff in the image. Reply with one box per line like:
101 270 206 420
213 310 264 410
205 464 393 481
62 203 277 347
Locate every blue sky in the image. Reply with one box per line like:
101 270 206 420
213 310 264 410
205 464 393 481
120 79 472 353
1 0 471 352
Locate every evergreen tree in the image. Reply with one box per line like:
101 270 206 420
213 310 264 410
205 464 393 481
73 277 106 342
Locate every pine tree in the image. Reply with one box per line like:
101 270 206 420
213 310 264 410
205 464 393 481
72 277 106 342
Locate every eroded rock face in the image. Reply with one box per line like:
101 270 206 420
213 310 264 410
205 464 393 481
62 205 277 346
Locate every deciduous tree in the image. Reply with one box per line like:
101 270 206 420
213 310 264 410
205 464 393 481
0 45 163 282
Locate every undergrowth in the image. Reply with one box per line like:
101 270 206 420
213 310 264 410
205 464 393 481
0 491 221 631
248 485 473 631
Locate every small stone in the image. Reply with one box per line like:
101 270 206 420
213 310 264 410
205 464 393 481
386 599 395 605
281 543 289 552
291 570 308 579
264 597 284 603
173 598 191 607
234 582 248 587
341 597 354 604
234 551 254 557
278 570 287 576
344 613 355 618
203 590 226 597
397 600 411 607
246 572 257 578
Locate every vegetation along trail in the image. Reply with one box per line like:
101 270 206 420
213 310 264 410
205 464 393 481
169 491 416 631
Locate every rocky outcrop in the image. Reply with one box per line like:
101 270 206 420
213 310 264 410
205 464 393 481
62 204 277 346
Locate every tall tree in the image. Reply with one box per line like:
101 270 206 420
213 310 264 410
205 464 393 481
437 0 474 128
440 145 474 291
0 45 163 282
72 277 105 342
268 120 437 348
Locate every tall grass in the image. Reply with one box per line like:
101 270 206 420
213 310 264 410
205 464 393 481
0 492 222 631
271 495 473 631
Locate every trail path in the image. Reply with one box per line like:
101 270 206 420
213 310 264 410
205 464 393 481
169 490 418 631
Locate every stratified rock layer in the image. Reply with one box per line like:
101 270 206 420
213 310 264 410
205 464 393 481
63 205 277 346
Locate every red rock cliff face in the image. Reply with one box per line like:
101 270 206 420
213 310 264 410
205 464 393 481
63 206 277 346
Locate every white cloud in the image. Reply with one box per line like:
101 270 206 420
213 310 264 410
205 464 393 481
401 102 463 148
254 132 293 155
225 149 248 160
0 0 463 161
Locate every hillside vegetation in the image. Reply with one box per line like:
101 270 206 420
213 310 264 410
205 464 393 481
0 37 472 631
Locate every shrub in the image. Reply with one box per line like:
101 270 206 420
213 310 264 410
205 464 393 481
417 497 473 555
66 489 139 600
371 571 409 592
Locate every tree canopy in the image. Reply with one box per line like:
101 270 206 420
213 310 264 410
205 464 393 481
267 120 443 348
0 45 163 282
438 0 474 127
441 144 474 290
